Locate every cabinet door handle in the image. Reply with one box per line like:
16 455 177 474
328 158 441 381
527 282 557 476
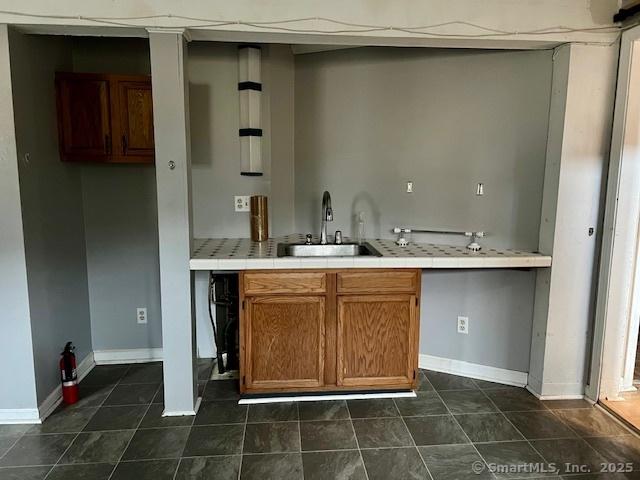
105 134 111 155
122 135 128 153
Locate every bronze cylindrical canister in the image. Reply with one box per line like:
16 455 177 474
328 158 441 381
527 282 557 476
250 195 268 242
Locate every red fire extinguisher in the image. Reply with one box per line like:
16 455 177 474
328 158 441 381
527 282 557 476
60 342 79 405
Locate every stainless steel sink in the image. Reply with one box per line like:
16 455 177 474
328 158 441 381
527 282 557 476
277 242 382 258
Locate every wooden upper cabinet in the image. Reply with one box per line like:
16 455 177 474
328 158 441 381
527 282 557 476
55 73 154 164
116 80 155 161
56 76 112 160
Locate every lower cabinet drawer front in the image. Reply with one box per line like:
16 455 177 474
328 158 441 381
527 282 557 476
337 270 419 294
243 272 326 295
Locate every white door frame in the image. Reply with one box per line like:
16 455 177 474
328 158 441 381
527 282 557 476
587 24 640 402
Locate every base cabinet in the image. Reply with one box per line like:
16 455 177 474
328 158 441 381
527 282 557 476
244 296 325 391
240 269 420 394
337 294 417 388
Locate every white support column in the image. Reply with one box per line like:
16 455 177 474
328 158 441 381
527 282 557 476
528 43 618 399
149 29 198 415
0 24 39 422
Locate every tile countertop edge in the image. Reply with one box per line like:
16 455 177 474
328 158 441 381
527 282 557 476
190 236 552 271
189 255 552 270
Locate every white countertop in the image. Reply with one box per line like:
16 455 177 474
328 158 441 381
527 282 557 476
190 234 552 270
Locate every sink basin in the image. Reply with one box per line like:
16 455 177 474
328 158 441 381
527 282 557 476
277 242 382 258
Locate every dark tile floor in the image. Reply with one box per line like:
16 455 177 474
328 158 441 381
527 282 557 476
1 363 639 479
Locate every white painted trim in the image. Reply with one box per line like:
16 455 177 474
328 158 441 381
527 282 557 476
162 396 201 417
0 409 40 424
93 348 163 364
526 385 584 401
0 352 96 424
37 352 96 422
588 25 640 402
419 354 527 387
238 391 417 405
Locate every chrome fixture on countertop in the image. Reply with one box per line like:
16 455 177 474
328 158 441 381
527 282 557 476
320 190 333 245
393 227 486 251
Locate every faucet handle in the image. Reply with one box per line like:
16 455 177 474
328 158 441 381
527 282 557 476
305 234 313 245
334 231 343 245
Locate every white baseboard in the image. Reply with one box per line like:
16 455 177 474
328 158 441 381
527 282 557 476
525 371 584 399
0 408 41 424
163 397 201 417
239 391 417 405
419 354 528 387
37 352 96 422
525 384 585 400
93 348 163 364
0 352 95 425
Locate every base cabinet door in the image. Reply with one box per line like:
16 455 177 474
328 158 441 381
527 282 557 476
337 294 418 389
244 296 325 391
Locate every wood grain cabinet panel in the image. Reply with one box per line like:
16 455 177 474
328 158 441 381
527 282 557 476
244 296 325 391
56 76 112 161
243 272 326 295
337 294 418 388
116 80 155 161
55 72 154 164
337 270 419 294
240 269 420 394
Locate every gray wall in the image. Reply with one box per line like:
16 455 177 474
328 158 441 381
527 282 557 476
71 38 163 351
0 25 39 412
189 42 295 238
189 42 295 357
75 40 295 355
10 31 93 403
294 47 553 372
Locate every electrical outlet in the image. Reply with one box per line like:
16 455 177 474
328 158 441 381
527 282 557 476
457 316 469 334
137 307 147 325
406 181 413 193
234 195 250 212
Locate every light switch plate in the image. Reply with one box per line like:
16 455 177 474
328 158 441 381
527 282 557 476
235 196 250 212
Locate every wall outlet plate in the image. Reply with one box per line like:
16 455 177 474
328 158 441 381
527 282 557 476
457 316 469 334
137 307 147 325
235 195 250 212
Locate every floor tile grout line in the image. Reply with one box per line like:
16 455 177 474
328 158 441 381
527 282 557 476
237 400 249 480
345 401 370 480
545 406 630 463
8 372 126 475
477 387 559 477
295 402 302 458
106 396 155 480
393 397 435 480
431 385 498 479
0 432 25 463
41 414 94 479
171 457 182 480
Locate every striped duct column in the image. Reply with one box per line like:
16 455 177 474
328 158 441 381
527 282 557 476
238 45 263 176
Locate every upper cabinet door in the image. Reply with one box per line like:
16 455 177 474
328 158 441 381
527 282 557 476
116 79 155 162
56 75 112 161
